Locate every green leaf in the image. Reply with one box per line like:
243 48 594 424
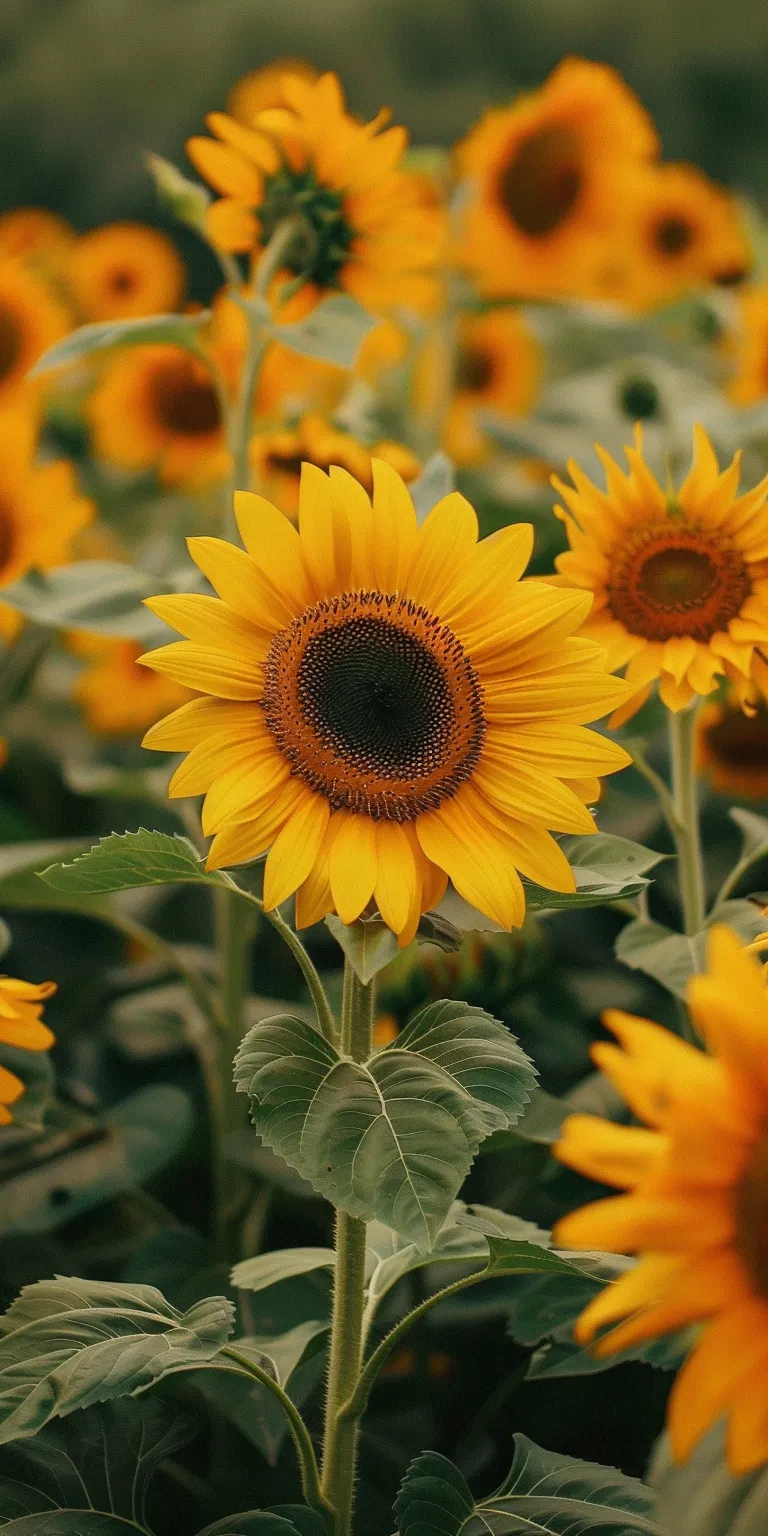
0 564 171 643
326 909 463 983
193 1322 326 1469
526 834 665 913
269 294 376 368
231 1249 336 1295
650 1424 768 1536
0 1277 234 1443
0 841 115 922
41 830 228 896
730 806 768 862
234 1001 536 1249
478 1088 567 1152
615 918 702 999
0 1515 142 1533
198 1515 324 1536
395 1438 661 1535
30 312 209 376
146 152 210 229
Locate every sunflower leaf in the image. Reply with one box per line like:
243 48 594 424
40 829 229 895
0 1277 234 1444
0 563 172 642
269 294 376 369
234 1002 536 1250
29 312 209 375
395 1439 661 1535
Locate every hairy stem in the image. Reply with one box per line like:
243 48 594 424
221 1346 331 1516
320 962 375 1535
668 704 706 936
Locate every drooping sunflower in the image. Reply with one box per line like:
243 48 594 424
0 258 71 406
554 925 768 1476
440 308 541 466
140 462 629 943
249 414 421 521
70 635 193 736
0 403 93 639
69 223 185 322
87 343 229 488
594 163 751 312
227 59 319 126
455 58 657 301
186 71 443 311
728 284 768 407
696 688 768 799
552 424 768 720
0 975 56 1126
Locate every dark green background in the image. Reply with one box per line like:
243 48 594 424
3 0 767 238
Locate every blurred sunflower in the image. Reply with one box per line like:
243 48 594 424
69 223 186 322
227 59 319 125
249 413 421 520
596 164 751 312
0 259 71 405
0 975 56 1126
552 424 768 721
728 284 768 407
87 343 229 488
187 71 443 310
0 403 94 639
140 462 629 942
71 635 193 736
554 925 768 1476
0 208 75 273
696 684 768 798
441 308 541 465
455 57 657 300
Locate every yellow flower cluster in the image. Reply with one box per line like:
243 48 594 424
0 975 56 1125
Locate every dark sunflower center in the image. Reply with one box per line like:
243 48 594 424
150 360 222 436
0 306 21 382
619 376 661 421
257 167 355 287
714 264 749 287
653 215 694 257
456 345 495 393
109 267 138 295
607 519 752 642
498 125 582 239
736 1128 768 1300
266 453 305 479
706 704 768 770
0 501 15 574
262 591 485 821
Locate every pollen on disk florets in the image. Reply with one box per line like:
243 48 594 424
261 589 486 821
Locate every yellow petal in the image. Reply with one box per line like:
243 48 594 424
139 642 264 700
298 462 353 596
667 1302 768 1466
206 778 307 869
328 813 378 925
205 112 280 172
370 459 418 592
143 697 260 750
263 792 330 909
201 748 290 835
186 137 263 202
168 731 272 798
374 820 418 936
0 1065 24 1105
187 536 298 632
405 492 478 611
416 786 525 930
205 198 258 253
233 490 313 610
144 594 270 653
474 752 596 834
555 1114 665 1189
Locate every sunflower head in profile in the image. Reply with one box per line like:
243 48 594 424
186 71 444 311
140 462 629 944
594 163 751 312
552 424 768 722
249 413 421 521
554 925 768 1476
0 258 71 406
697 685 768 799
455 57 657 300
70 635 193 737
69 223 186 321
87 343 229 488
0 974 56 1126
438 308 541 466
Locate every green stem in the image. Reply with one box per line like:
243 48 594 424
320 962 375 1535
220 1346 331 1517
668 705 706 936
212 886 256 1256
219 877 336 1044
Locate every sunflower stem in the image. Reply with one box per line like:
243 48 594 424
212 885 257 1258
320 960 375 1535
668 703 707 937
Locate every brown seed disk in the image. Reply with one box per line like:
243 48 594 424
606 518 752 642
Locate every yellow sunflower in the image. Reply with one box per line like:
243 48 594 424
186 71 443 311
140 462 630 943
249 413 421 521
0 258 71 406
728 284 768 407
552 424 768 721
696 689 768 799
0 208 75 274
594 163 751 313
70 635 193 736
0 402 94 639
455 57 657 301
227 59 319 125
87 343 229 488
69 223 186 322
554 925 768 1476
0 975 56 1126
440 308 541 466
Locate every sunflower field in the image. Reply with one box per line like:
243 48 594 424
4 17 768 1536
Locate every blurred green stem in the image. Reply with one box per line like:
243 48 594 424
668 704 706 936
212 886 256 1256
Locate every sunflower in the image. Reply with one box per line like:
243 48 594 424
87 343 229 488
696 689 768 798
440 308 541 466
0 975 56 1126
249 414 421 520
186 71 443 311
554 924 768 1476
140 461 630 943
727 284 768 407
0 402 93 639
69 223 185 322
70 635 193 736
227 59 319 125
594 163 751 312
552 424 768 721
0 259 71 406
0 208 75 273
455 58 657 301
